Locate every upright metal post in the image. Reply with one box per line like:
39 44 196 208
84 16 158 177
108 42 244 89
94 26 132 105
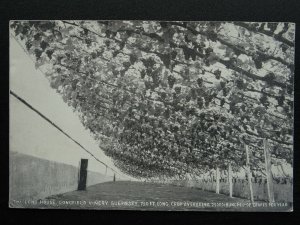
228 163 233 198
263 139 275 203
245 144 254 203
216 167 220 194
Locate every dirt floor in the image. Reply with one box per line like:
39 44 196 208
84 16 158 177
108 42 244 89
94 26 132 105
13 181 292 211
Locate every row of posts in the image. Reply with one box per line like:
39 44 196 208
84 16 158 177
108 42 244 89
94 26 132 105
215 138 275 203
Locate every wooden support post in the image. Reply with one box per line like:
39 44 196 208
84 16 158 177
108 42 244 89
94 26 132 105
216 167 220 194
245 145 254 203
263 139 275 203
113 173 116 182
78 159 88 191
105 165 107 176
228 163 233 198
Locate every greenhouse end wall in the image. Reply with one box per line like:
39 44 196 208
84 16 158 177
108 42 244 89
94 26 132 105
9 152 114 204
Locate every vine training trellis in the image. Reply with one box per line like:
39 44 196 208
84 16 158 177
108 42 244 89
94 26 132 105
10 21 294 202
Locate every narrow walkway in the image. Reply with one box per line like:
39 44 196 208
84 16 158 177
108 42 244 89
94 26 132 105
40 181 289 211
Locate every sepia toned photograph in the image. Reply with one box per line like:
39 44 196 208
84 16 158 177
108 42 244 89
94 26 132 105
9 20 294 211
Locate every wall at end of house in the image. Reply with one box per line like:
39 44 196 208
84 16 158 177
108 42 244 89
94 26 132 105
9 152 114 203
9 95 124 204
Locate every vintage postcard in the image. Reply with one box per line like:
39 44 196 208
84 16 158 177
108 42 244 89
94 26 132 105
9 21 294 211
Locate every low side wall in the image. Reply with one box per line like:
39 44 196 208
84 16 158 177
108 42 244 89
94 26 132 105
169 178 293 203
9 152 113 203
